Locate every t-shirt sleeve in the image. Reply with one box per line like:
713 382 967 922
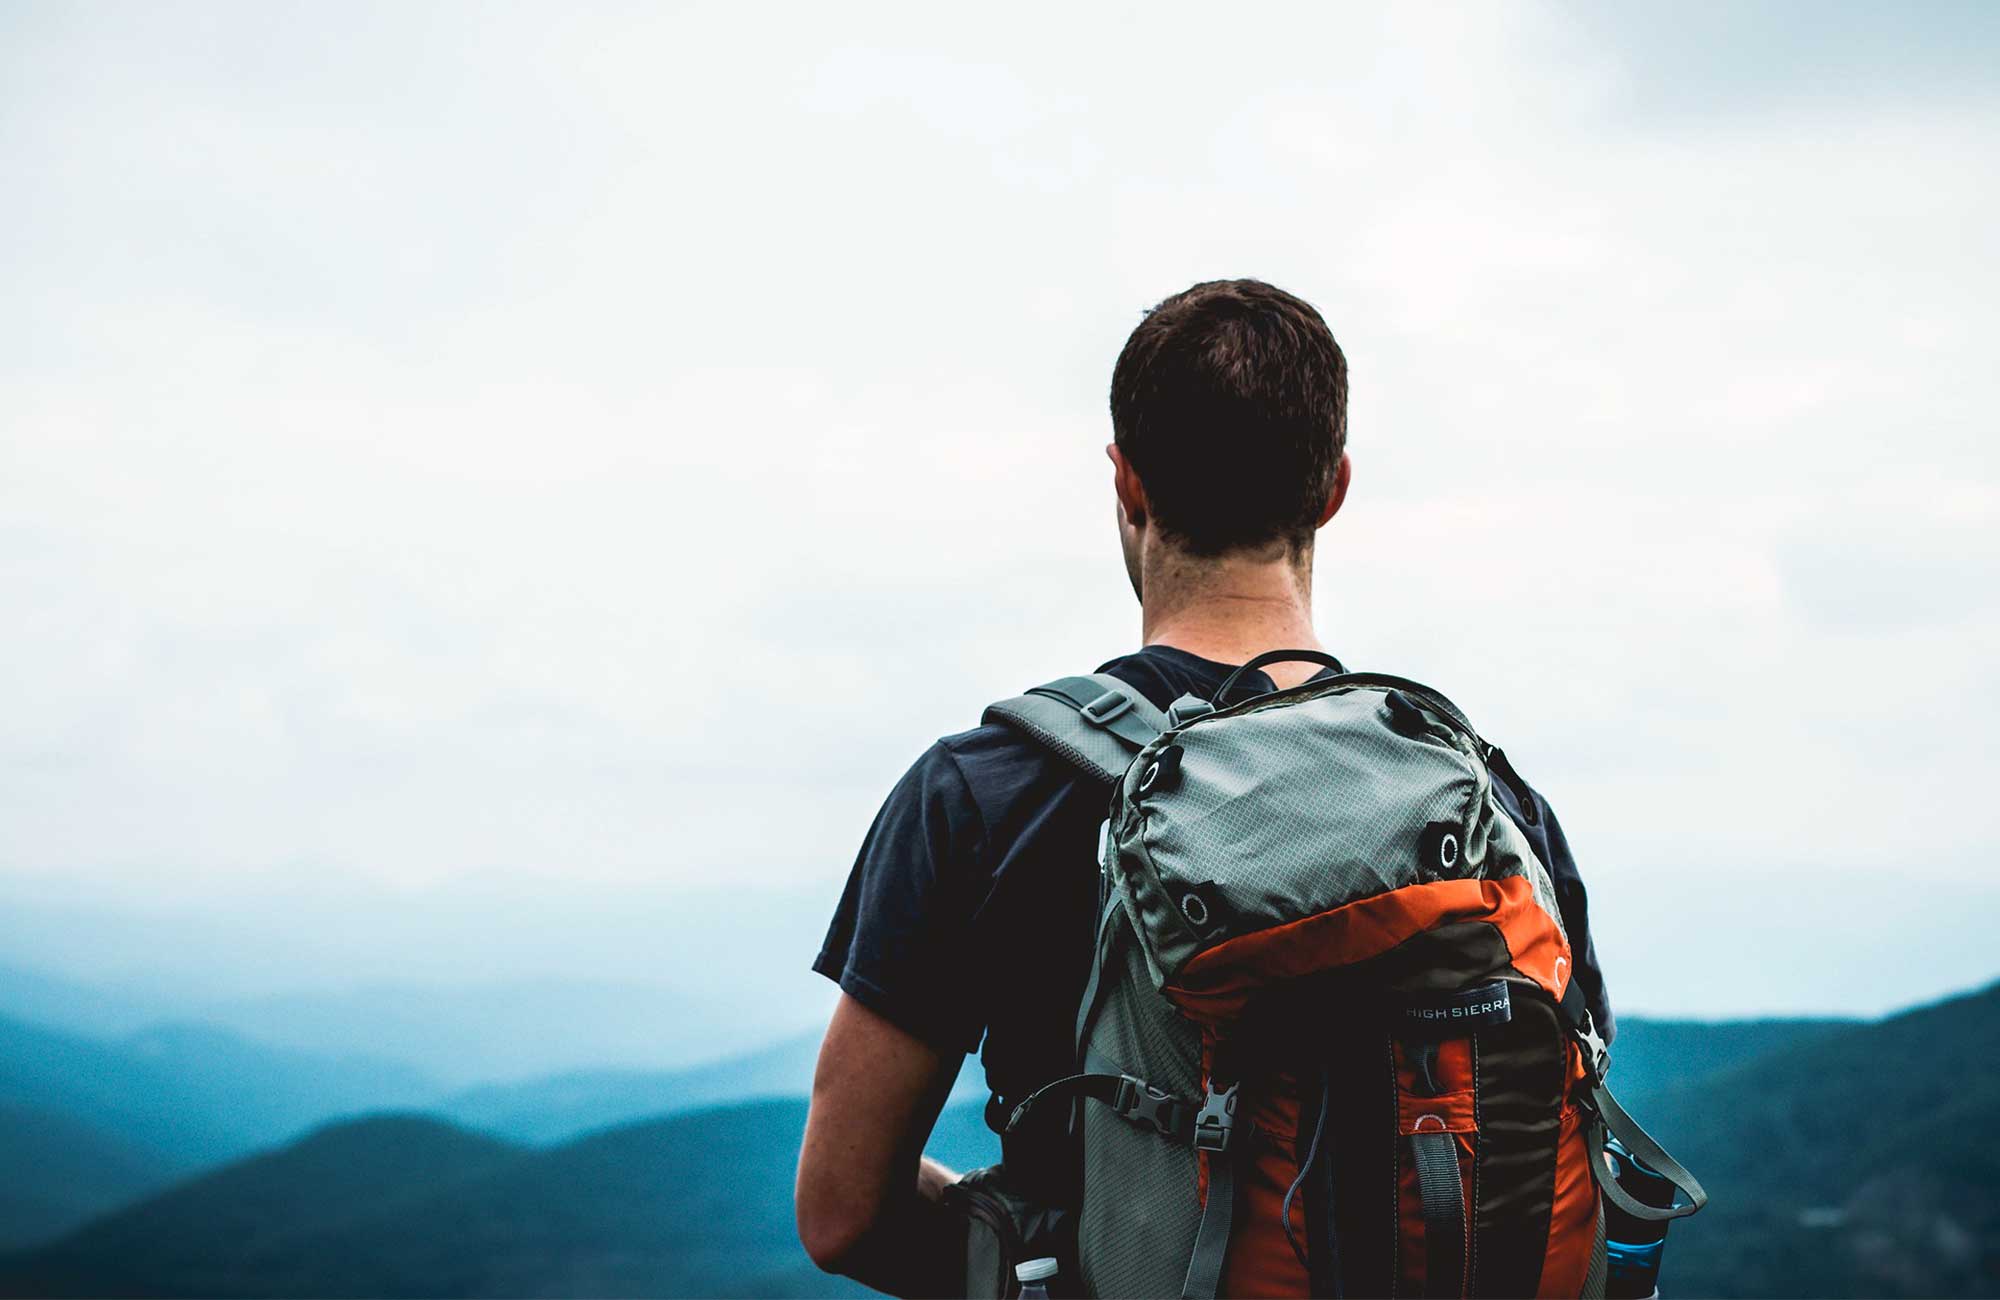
812 742 989 1056
1523 788 1615 1046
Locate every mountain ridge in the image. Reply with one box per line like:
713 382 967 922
5 983 1995 1296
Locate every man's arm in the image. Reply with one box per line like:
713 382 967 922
796 992 967 1296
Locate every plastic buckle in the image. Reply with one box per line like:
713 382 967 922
1191 1082 1238 1153
1113 1075 1185 1138
1081 691 1133 727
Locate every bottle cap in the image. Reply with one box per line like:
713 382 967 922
1015 1258 1059 1284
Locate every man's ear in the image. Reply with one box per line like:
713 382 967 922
1108 443 1148 526
1317 452 1353 527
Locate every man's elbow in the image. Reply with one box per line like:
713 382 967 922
796 1179 873 1274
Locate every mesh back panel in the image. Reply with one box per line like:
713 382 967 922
1078 922 1204 1298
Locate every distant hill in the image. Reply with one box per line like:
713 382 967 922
0 1097 1000 1299
195 980 783 1087
442 1031 987 1145
0 964 169 1041
9 989 1995 1298
437 1032 826 1144
0 1105 181 1249
925 1098 1004 1174
1604 1015 1852 1106
0 1013 433 1169
0 1115 526 1298
0 1103 856 1298
0 959 819 1091
1649 981 2000 1297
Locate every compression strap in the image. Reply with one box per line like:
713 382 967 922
1559 976 1707 1222
1179 1081 1243 1300
1411 1130 1467 1297
1584 1083 1709 1223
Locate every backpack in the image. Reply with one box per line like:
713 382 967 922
982 652 1705 1299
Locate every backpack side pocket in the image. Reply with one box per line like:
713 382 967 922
941 1164 1074 1299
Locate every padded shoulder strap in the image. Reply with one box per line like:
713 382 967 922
981 673 1167 785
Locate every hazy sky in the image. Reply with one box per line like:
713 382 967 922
3 1 1997 1026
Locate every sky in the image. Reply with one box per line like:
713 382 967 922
2 1 1997 1036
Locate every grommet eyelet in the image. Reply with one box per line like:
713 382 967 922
1180 892 1210 928
1418 821 1463 876
1137 744 1182 796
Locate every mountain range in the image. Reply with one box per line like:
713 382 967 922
0 955 1993 1297
0 1103 181 1253
437 1031 988 1145
0 1104 889 1299
0 987 968 1250
0 1011 437 1247
1647 981 2000 1297
0 961 803 1088
0 1013 431 1168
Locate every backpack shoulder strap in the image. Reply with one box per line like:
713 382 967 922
981 673 1168 784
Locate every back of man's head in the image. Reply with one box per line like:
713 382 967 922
1110 279 1348 558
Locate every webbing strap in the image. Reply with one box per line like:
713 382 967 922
1583 1201 1609 1298
1004 1072 1123 1133
1410 1130 1466 1298
1073 897 1127 1050
1558 980 1706 1223
1003 1069 1196 1143
1586 1082 1709 1222
1560 977 1610 1081
1026 675 1168 753
1180 1118 1240 1299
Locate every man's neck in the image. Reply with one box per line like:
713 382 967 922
1139 545 1325 687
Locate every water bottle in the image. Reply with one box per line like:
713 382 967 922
1014 1256 1059 1299
1602 1135 1675 1298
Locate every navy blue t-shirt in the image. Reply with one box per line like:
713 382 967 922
813 645 1611 1109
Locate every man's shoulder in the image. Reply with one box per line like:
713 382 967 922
933 716 1071 798
925 669 1151 828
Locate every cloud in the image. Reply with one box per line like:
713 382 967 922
1 0 1995 1014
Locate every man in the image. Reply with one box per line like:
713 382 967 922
796 279 1609 1296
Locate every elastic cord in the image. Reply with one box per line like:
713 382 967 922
1281 1072 1333 1271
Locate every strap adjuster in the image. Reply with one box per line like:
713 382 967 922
1192 1082 1238 1153
1112 1074 1186 1138
1080 690 1134 727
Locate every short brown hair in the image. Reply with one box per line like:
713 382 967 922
1109 279 1348 556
